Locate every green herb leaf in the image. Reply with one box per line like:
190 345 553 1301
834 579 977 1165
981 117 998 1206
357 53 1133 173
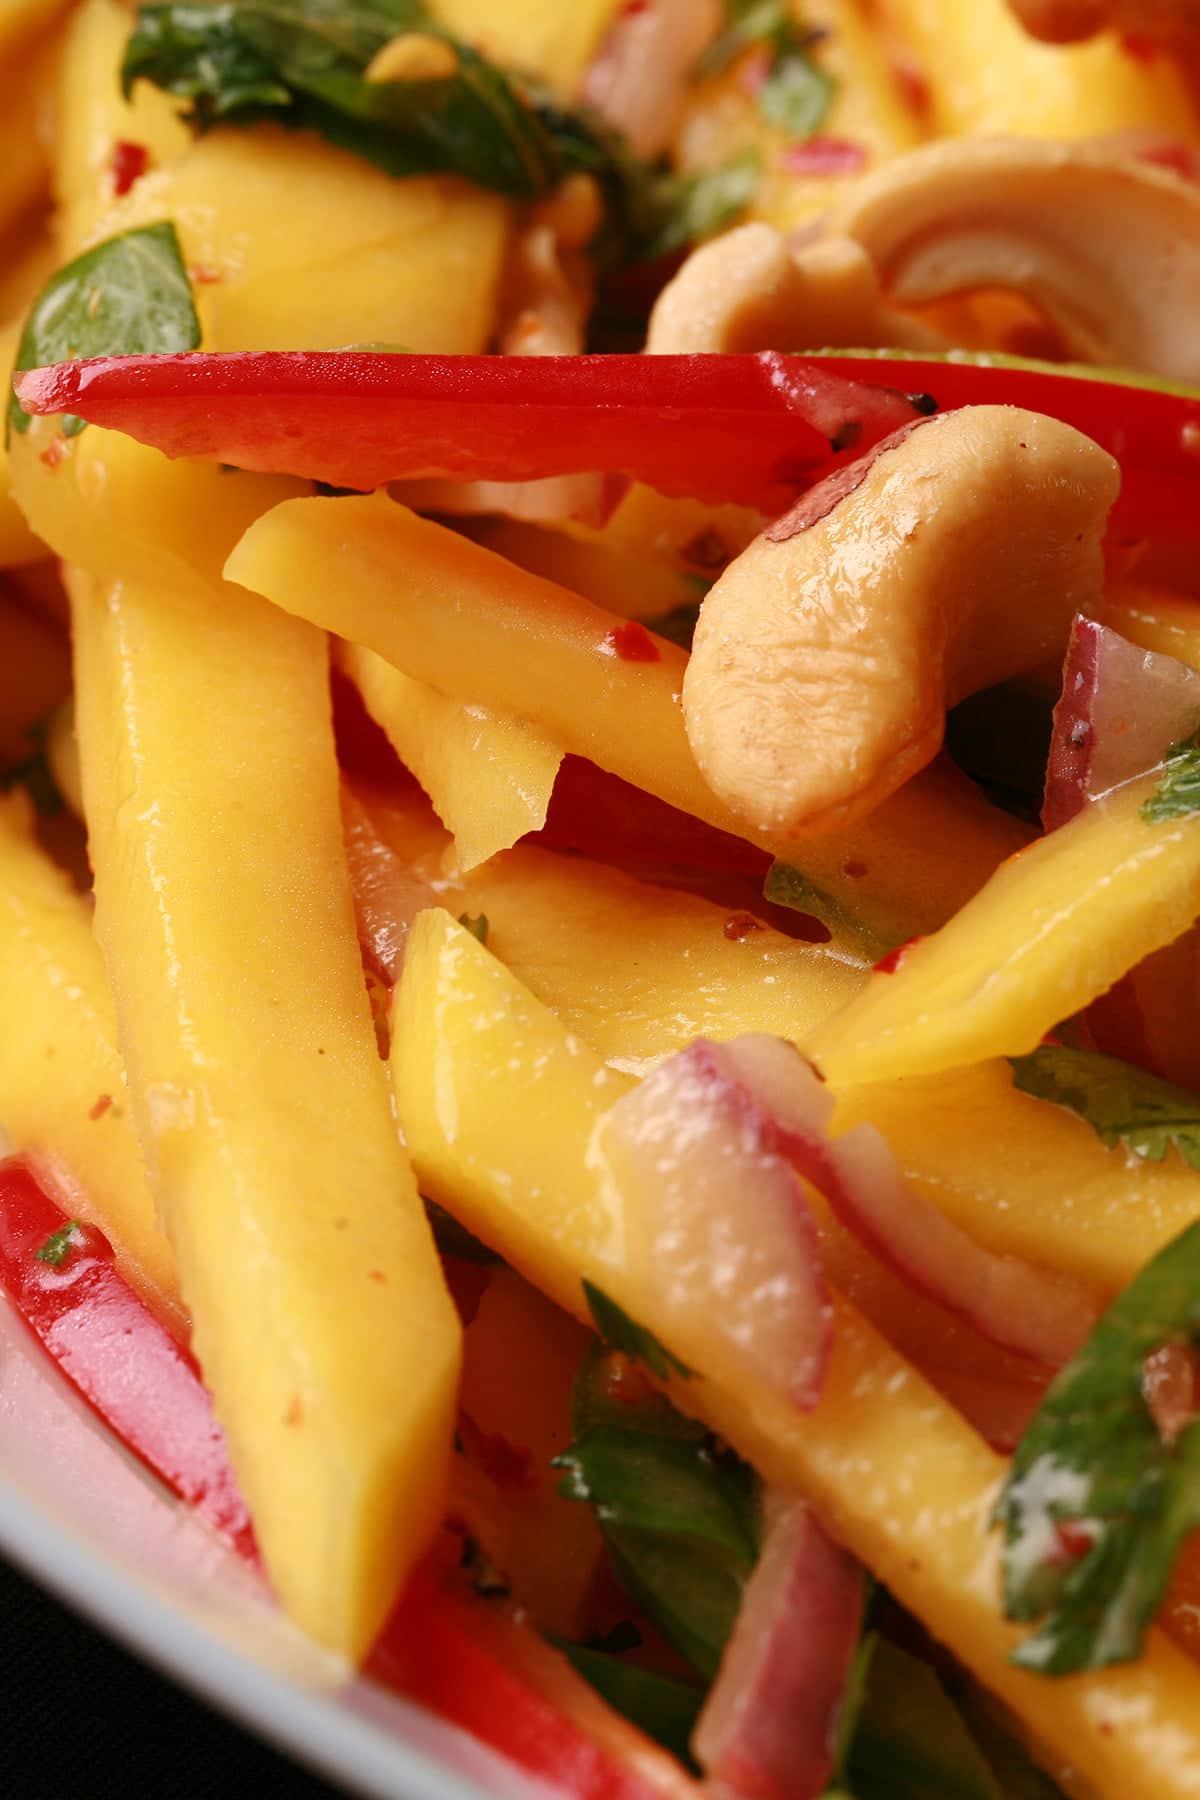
995 1219 1200 1674
9 222 201 439
637 148 763 263
35 1220 81 1268
1010 1045 1200 1172
845 1639 1003 1800
557 1341 760 1679
1142 729 1200 825
699 0 791 77
763 859 888 958
457 911 489 946
637 600 702 652
582 1280 693 1380
556 1644 703 1766
759 43 834 136
698 1 835 140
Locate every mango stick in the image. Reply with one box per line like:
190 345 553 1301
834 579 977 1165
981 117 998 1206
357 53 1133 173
881 0 1200 137
69 567 459 1658
336 641 562 873
810 773 1200 1091
392 908 1200 1800
228 494 1027 943
0 793 183 1334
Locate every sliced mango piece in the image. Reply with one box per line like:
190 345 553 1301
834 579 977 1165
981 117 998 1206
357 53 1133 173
460 514 709 623
392 909 1200 1800
0 28 61 245
70 568 459 1658
55 0 193 256
228 494 1027 943
338 641 562 872
429 0 619 93
882 0 1200 137
0 793 182 1335
676 0 923 235
810 774 1200 1091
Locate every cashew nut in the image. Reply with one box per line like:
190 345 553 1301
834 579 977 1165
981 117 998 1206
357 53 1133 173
645 222 943 355
825 136 1200 381
1007 0 1200 45
682 406 1120 840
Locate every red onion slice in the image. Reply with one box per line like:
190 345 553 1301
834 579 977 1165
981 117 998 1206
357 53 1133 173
601 1040 833 1410
1043 614 1200 830
582 0 723 159
693 1499 865 1800
341 782 439 983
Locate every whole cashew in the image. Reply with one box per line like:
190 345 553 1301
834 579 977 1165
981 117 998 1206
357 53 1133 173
825 136 1200 381
645 222 943 355
682 406 1120 840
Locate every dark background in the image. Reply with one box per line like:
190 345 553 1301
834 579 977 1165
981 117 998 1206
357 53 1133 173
1 1555 349 1799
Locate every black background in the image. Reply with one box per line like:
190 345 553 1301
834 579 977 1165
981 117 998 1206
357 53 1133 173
1 1554 350 1799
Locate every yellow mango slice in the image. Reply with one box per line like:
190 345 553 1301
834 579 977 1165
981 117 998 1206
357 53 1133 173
392 909 1200 1800
882 0 1200 137
0 793 183 1334
460 515 708 623
55 0 193 256
0 0 70 59
811 773 1200 1091
94 127 510 353
429 0 619 93
70 568 459 1659
338 641 562 872
676 0 922 235
228 494 1027 943
0 29 61 245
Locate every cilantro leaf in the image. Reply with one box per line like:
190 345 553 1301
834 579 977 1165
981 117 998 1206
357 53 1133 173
582 1280 693 1380
995 1219 1200 1674
122 2 758 267
35 1220 81 1268
9 222 200 439
556 1341 760 1679
698 1 835 140
1010 1045 1200 1172
556 1644 703 1766
1142 728 1200 825
759 43 834 137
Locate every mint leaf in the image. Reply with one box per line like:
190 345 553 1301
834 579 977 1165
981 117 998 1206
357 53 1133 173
35 1220 81 1267
1142 729 1200 825
557 1644 703 1765
556 1341 760 1679
995 1219 1200 1674
582 1280 693 1380
1010 1045 1200 1172
9 222 200 438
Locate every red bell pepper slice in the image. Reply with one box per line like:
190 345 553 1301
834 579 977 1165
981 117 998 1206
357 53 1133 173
10 350 924 510
15 350 1200 542
0 1155 255 1555
0 1155 695 1800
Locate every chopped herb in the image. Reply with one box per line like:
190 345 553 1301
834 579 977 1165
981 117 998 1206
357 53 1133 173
583 1280 693 1380
844 1638 1003 1800
763 860 886 956
556 1341 760 1678
1010 1045 1200 1172
9 222 200 439
457 911 489 946
637 600 702 651
35 1220 81 1268
121 2 757 268
995 1219 1200 1674
1141 728 1200 825
555 1643 703 1766
423 1197 499 1265
635 149 763 263
699 2 835 140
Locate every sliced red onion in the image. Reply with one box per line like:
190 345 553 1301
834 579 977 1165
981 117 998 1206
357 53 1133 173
582 0 723 160
340 782 438 983
693 1499 865 1800
602 1040 833 1410
704 1035 1098 1370
1043 614 1200 830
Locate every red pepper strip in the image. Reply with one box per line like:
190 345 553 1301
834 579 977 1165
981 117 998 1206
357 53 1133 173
0 1155 694 1798
11 351 923 510
0 1155 254 1556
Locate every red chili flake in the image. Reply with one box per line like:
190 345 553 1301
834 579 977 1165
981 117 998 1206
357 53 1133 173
88 1094 113 1121
1121 32 1158 61
841 858 868 879
873 936 922 975
39 436 67 470
890 50 932 120
604 1351 656 1407
458 1413 536 1491
188 265 223 285
1052 1519 1097 1563
110 139 149 197
1138 140 1200 183
622 0 650 12
723 911 765 941
782 136 868 178
603 620 661 663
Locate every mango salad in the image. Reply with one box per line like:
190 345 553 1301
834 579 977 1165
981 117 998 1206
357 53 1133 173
7 3 1200 1797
